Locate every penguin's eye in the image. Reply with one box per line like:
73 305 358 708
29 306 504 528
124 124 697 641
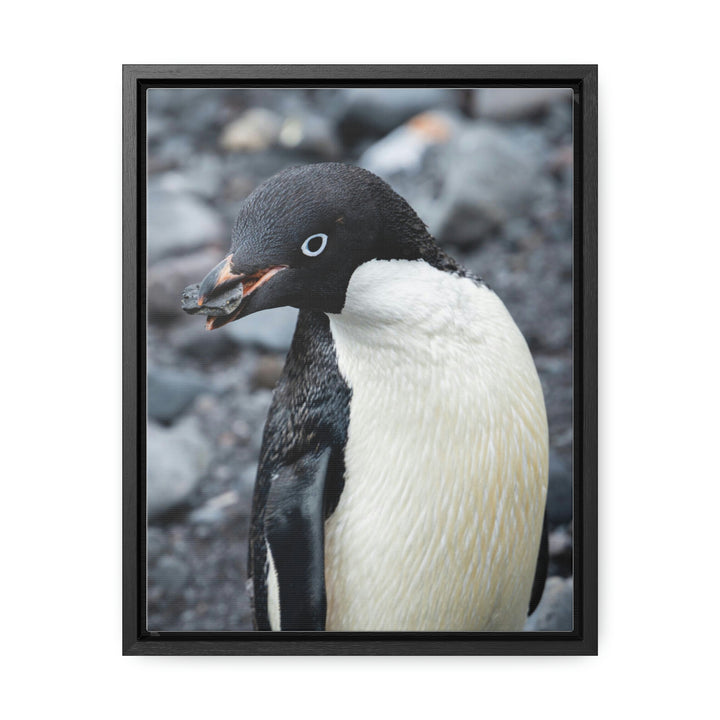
301 233 328 257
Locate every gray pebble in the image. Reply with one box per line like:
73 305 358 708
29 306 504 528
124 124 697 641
524 576 573 631
146 417 210 520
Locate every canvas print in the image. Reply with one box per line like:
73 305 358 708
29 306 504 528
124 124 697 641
145 87 573 632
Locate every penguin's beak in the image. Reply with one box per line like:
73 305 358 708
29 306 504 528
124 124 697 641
197 254 240 307
181 254 287 330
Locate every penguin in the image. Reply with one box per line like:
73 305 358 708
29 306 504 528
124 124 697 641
182 162 549 632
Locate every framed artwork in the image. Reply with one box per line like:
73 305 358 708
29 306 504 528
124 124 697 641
123 65 597 655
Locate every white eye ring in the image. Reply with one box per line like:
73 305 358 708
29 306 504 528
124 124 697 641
301 233 328 257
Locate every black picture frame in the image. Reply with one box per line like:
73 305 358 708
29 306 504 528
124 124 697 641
123 64 597 656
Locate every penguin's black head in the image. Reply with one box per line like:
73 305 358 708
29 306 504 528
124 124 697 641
182 163 440 329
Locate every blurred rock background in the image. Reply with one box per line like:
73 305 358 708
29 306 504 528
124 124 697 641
146 87 574 631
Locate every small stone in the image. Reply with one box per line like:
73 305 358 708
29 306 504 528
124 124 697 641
427 123 551 247
147 185 225 263
147 417 210 520
218 431 237 448
148 134 194 175
152 556 190 598
155 154 224 199
548 526 572 557
360 111 459 176
219 108 283 152
147 365 212 424
230 420 252 444
336 88 458 146
216 464 235 482
190 490 241 525
524 576 573 631
278 112 341 158
172 323 239 362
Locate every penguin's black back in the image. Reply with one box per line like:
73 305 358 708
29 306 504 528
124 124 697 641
247 310 351 629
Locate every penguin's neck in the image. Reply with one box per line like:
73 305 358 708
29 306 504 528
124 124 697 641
326 258 529 421
330 258 483 348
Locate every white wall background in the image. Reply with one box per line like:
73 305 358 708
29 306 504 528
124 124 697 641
2 2 718 717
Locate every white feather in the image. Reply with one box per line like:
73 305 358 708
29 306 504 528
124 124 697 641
265 541 281 631
324 259 548 631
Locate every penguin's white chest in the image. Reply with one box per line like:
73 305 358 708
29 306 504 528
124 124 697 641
325 259 548 631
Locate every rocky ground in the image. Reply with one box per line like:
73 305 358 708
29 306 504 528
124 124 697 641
145 87 575 632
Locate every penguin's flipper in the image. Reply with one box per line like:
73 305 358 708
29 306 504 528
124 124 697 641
528 511 549 616
247 311 351 631
262 448 331 630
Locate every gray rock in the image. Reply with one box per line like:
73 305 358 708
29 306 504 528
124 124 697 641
148 248 225 323
156 154 225 200
548 526 572 558
147 134 194 174
152 556 190 599
336 88 457 145
172 323 240 362
229 420 252 447
547 450 573 526
147 365 212 424
278 111 341 159
524 576 573 631
189 490 241 525
147 417 210 520
146 185 225 263
226 306 298 352
473 88 573 121
147 88 235 142
359 110 461 177
427 123 551 247
219 108 283 152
